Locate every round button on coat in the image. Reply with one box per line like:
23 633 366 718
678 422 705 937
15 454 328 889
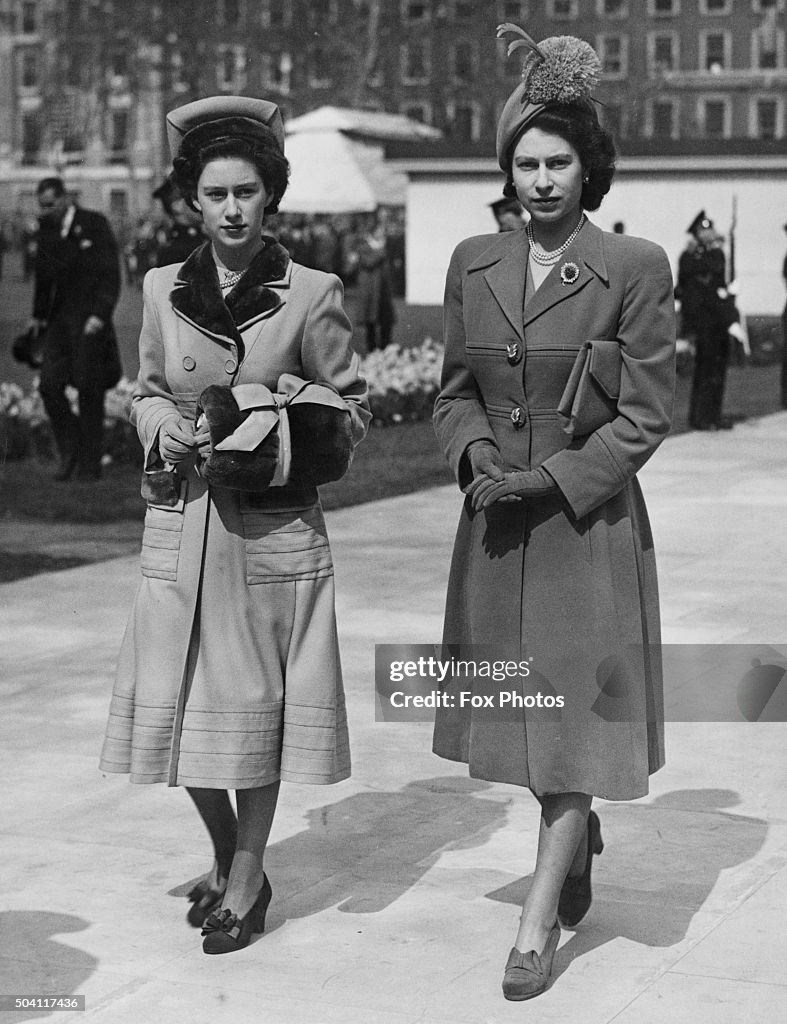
224 358 237 374
506 343 521 365
510 407 526 428
182 355 196 371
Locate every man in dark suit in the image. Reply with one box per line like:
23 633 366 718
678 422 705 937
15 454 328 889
29 177 121 480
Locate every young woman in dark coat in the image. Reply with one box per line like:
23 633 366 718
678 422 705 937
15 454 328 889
432 26 676 1000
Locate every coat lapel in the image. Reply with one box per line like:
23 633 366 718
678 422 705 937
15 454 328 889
170 237 291 343
469 230 529 343
523 219 609 328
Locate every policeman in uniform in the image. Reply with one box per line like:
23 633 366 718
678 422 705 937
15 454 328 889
29 177 121 479
781 221 787 409
676 210 738 430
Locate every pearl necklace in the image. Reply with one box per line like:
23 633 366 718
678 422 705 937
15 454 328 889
527 215 585 266
218 267 246 290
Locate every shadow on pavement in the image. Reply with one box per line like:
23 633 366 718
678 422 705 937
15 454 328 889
259 775 509 919
0 911 96 1021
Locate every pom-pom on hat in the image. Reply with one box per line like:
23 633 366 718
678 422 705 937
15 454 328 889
495 23 601 171
166 95 285 162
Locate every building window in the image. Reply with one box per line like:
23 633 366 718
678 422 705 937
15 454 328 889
21 112 40 163
601 102 624 136
752 1 783 12
110 110 129 154
19 50 39 88
752 97 780 138
598 34 628 76
649 98 678 138
699 96 730 137
401 41 431 83
702 30 731 71
498 0 529 18
452 40 477 82
261 0 291 28
218 0 243 28
451 0 475 17
649 32 678 72
548 0 579 17
449 101 480 142
401 1 430 21
648 0 680 15
308 0 338 24
752 20 783 67
309 46 333 88
261 51 292 94
700 0 731 13
401 101 432 125
596 0 629 15
20 1 38 33
217 45 247 90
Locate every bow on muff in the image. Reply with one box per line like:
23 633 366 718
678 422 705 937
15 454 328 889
198 374 353 491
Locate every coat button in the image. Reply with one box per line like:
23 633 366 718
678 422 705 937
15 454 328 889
510 407 526 428
506 343 521 365
224 358 237 374
182 355 196 371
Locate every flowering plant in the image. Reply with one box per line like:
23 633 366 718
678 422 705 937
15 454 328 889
361 337 444 426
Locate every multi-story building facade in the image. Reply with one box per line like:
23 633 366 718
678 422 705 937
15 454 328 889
1 0 785 222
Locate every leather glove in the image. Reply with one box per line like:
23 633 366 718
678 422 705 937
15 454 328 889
462 441 505 493
467 466 558 512
158 416 198 464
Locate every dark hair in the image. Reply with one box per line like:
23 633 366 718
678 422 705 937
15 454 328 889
173 135 290 216
37 176 66 198
503 102 616 212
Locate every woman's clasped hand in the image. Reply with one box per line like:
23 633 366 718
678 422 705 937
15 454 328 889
466 466 557 511
158 415 211 464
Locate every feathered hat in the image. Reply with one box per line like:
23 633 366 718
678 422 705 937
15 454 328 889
495 23 602 171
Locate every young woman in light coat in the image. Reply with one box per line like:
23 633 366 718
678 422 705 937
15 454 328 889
100 96 370 954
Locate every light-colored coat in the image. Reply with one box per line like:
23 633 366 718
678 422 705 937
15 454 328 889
100 240 370 789
432 221 676 800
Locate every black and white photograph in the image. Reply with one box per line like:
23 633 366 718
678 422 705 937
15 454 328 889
1 1 786 1021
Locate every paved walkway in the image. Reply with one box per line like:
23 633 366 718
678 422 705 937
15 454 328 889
1 414 786 1023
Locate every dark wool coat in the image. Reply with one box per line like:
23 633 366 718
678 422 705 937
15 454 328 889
100 240 370 789
432 221 676 801
33 206 122 391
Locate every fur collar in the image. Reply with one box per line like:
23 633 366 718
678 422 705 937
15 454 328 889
170 236 290 341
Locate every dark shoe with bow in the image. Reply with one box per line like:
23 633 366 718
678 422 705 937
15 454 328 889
186 876 228 929
502 921 561 1001
201 874 272 955
558 810 604 928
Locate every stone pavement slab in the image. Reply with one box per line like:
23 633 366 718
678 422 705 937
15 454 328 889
1 413 787 1022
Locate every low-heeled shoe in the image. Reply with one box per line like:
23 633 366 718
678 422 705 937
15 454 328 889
558 809 604 928
502 921 561 1001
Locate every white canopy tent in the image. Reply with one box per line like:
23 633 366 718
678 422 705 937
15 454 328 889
279 106 441 215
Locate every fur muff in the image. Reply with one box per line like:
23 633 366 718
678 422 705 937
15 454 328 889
198 385 278 491
289 401 353 485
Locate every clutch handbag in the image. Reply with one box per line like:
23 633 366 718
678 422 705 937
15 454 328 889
557 339 622 437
